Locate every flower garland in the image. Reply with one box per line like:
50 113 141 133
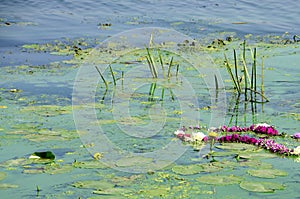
174 123 300 157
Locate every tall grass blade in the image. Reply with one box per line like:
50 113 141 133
176 64 180 77
233 49 241 93
161 88 165 100
224 54 240 94
109 65 116 86
95 65 108 90
146 47 158 78
167 57 174 79
146 55 155 78
261 58 265 109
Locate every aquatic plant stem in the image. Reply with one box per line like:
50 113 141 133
167 57 174 79
95 66 108 90
146 47 158 78
234 49 241 93
109 65 116 86
224 54 240 94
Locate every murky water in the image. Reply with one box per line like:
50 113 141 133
0 1 300 198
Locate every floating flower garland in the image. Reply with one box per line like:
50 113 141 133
174 123 300 157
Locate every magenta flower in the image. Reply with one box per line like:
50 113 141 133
293 132 300 139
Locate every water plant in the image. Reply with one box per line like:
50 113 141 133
224 40 269 103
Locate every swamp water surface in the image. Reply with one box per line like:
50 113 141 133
0 1 300 199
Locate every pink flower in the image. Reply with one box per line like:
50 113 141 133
293 133 300 139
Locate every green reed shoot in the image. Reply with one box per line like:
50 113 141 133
146 47 158 78
176 64 180 77
148 82 156 101
167 57 174 79
225 42 269 103
224 54 240 94
161 87 165 100
214 74 219 90
109 65 116 86
95 66 108 90
261 58 265 104
233 49 241 93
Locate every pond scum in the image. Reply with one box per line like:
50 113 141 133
0 33 299 198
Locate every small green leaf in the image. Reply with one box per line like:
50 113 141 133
30 151 55 160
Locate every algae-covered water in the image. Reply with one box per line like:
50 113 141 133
1 1 300 198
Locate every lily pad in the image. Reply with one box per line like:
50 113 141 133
216 143 257 150
172 162 224 175
172 164 203 175
111 175 143 186
138 185 170 197
240 181 285 193
211 160 238 169
72 160 108 169
20 105 72 117
24 129 78 142
0 183 18 189
247 169 288 178
0 158 27 168
0 172 6 181
239 159 273 169
72 180 115 190
44 164 73 175
211 151 237 157
238 151 278 159
115 156 153 167
93 187 131 195
196 174 243 185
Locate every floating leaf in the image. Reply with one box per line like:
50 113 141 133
216 143 257 150
23 168 44 174
30 151 55 160
0 158 27 168
0 172 6 181
93 187 131 195
200 163 224 172
211 151 237 157
196 175 243 185
172 164 203 175
20 105 71 117
211 160 238 169
138 185 170 197
44 163 73 175
238 151 278 159
72 180 114 190
172 162 224 175
240 181 285 193
111 175 143 186
0 183 18 189
247 169 288 178
239 159 273 169
115 156 153 167
72 160 108 169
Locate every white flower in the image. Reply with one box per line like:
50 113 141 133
191 132 206 142
291 146 300 155
174 130 185 135
255 123 271 128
